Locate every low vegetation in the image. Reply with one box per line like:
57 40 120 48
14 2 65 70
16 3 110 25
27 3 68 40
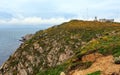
114 56 120 64
87 71 101 75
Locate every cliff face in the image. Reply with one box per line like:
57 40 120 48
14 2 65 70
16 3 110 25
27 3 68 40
0 20 120 75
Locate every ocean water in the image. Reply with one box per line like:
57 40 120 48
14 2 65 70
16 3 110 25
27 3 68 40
0 25 46 66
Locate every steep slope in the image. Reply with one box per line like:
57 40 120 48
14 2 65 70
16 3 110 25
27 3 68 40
0 20 120 75
71 31 120 75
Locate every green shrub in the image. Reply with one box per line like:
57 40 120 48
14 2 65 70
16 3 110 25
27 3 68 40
112 46 120 57
69 61 92 71
98 48 107 55
36 64 66 75
114 56 120 64
87 71 101 75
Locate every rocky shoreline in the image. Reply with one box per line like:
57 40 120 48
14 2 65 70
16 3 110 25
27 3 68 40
19 34 34 42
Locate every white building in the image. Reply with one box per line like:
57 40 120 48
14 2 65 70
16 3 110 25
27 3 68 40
99 19 114 22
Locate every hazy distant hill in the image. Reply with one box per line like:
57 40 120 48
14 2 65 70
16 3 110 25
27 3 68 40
0 20 120 75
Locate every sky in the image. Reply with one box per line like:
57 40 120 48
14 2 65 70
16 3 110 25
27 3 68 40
0 0 120 25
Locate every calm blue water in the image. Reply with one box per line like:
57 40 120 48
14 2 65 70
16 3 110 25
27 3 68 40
0 25 47 65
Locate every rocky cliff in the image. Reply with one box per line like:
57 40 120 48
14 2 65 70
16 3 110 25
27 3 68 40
0 20 120 75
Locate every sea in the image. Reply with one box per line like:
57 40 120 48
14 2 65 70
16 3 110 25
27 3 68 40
0 25 50 66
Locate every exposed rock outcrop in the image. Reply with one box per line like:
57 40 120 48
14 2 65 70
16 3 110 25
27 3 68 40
20 34 34 42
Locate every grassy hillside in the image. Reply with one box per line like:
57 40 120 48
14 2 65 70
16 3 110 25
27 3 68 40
36 20 120 75
1 20 120 75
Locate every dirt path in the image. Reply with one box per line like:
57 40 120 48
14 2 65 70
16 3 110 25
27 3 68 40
72 55 120 75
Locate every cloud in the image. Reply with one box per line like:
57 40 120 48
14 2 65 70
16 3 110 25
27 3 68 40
0 0 120 26
0 17 71 25
0 15 119 26
0 0 120 20
0 0 120 18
